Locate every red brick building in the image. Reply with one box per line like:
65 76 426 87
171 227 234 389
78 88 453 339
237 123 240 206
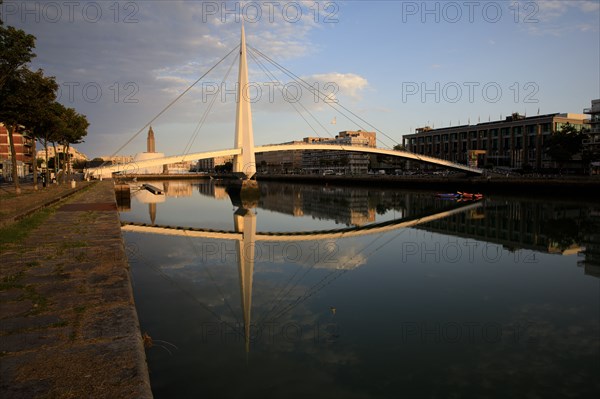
0 123 35 179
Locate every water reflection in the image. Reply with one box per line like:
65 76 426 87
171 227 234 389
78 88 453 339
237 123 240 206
123 181 484 353
120 180 599 277
121 180 599 398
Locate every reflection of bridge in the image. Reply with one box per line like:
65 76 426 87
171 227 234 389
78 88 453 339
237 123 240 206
123 197 481 353
86 26 482 179
121 201 482 241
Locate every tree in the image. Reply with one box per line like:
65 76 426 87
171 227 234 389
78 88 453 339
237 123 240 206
58 107 88 180
18 69 59 189
72 159 87 171
543 123 585 171
393 144 406 151
1 69 59 191
0 24 37 194
38 102 66 185
0 23 36 90
215 162 233 173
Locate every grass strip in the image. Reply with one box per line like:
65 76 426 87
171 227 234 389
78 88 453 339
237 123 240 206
0 207 55 248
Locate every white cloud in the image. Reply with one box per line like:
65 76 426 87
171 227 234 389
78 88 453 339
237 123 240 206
305 72 369 100
523 0 600 36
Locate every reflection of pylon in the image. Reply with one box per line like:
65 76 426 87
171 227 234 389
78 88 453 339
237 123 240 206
234 207 256 353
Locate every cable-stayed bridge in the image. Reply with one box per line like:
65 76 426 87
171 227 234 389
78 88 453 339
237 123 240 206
86 26 482 179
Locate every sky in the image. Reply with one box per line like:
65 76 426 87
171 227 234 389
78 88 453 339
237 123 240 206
3 0 599 158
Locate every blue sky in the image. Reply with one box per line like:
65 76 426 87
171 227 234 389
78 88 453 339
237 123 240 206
3 0 599 158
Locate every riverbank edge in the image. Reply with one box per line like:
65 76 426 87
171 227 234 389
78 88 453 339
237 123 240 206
0 182 93 228
0 181 153 398
256 174 600 197
114 173 210 181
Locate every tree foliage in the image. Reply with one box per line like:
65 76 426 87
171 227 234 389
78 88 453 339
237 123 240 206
215 162 233 173
0 23 36 90
0 68 60 188
0 21 89 190
543 123 586 168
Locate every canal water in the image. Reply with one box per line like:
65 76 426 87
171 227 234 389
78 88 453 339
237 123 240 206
119 179 599 398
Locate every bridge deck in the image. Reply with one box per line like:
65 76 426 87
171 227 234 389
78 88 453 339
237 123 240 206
86 144 482 178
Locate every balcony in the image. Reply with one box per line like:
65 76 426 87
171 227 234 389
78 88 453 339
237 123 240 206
583 136 600 145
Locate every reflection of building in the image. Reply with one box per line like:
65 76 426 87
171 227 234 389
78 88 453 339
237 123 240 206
163 181 193 197
258 183 305 217
256 182 417 226
417 199 598 277
299 186 375 226
260 184 376 225
419 201 581 253
0 123 35 178
197 181 231 200
249 181 473 227
578 208 600 277
132 183 167 204
403 113 589 169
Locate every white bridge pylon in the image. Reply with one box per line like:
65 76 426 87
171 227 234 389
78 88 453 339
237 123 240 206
233 24 256 180
85 26 482 179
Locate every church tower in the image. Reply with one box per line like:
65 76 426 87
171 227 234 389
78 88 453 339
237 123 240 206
147 126 156 153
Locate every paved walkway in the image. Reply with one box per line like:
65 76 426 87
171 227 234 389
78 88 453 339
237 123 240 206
0 181 152 398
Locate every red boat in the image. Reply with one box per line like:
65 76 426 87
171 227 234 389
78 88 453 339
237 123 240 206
457 191 483 200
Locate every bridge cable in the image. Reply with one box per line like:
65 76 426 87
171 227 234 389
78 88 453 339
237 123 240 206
248 44 400 150
101 44 240 168
247 47 356 158
247 47 336 141
248 45 366 151
180 52 240 160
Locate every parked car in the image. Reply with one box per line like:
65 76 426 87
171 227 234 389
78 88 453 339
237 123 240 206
24 173 42 181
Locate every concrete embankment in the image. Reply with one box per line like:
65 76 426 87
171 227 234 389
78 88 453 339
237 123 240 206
257 174 600 198
0 181 152 398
